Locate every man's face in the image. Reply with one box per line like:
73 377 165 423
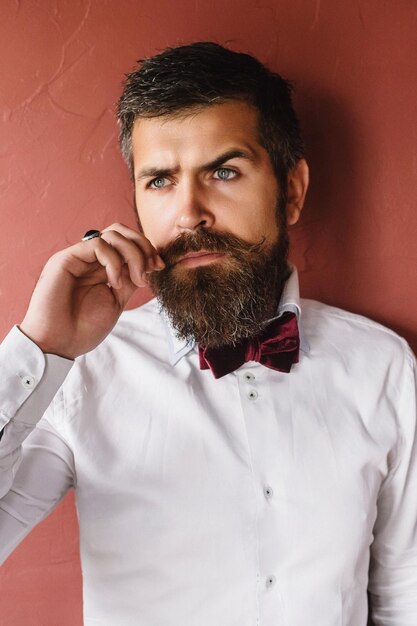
131 101 306 347
132 100 294 255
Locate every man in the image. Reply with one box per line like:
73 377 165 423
0 42 416 625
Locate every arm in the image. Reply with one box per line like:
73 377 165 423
0 325 74 563
0 326 74 498
0 424 75 563
368 345 417 625
0 222 163 563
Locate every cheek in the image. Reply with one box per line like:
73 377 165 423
136 184 179 234
140 218 174 252
135 200 165 246
234 181 279 229
230 204 279 243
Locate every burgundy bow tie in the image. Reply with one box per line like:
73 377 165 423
198 311 300 379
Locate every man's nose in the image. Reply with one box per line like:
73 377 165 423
175 179 214 232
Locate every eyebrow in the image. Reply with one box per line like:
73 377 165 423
135 148 256 182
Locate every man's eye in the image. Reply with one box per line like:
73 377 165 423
149 177 168 189
213 168 237 181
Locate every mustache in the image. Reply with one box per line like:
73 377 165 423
157 230 266 268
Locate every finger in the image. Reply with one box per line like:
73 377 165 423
109 263 139 309
100 229 157 286
93 240 126 289
101 223 165 269
62 238 127 289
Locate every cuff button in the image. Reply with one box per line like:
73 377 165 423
21 375 35 388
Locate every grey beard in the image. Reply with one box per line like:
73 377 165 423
149 228 289 348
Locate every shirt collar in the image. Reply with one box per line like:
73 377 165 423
161 265 309 366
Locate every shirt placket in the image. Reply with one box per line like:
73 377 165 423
237 363 291 625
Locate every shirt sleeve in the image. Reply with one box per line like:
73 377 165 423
0 325 75 564
368 344 417 625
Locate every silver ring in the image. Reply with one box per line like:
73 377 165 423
82 230 102 241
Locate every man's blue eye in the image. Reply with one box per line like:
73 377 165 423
150 177 167 188
215 168 236 180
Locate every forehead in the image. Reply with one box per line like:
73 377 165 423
131 101 263 168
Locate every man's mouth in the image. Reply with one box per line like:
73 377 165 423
175 250 225 268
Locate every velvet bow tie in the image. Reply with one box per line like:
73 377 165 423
198 311 300 379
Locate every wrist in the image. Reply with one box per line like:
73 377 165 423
18 323 76 360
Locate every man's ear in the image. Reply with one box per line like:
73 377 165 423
285 159 309 226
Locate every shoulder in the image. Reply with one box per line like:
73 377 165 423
107 296 168 354
113 297 163 339
56 297 171 417
299 300 416 442
300 298 414 373
79 297 169 369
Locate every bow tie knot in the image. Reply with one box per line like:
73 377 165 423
199 311 300 379
245 338 261 363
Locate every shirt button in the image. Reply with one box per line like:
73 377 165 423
264 485 274 500
21 375 35 388
244 372 255 382
247 389 258 400
266 575 276 589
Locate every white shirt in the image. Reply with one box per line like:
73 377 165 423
0 268 416 626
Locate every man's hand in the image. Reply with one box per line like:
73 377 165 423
19 223 164 359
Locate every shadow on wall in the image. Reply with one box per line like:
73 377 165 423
291 84 368 300
289 84 417 350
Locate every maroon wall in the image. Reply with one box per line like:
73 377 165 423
1 1 416 623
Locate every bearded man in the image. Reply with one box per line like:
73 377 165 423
0 42 416 626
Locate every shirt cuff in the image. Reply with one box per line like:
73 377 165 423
0 325 74 429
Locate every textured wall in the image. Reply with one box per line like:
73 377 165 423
1 0 416 623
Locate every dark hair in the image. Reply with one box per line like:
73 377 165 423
117 41 305 191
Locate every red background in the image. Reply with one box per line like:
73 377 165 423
1 1 416 623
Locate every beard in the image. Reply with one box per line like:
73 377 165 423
149 219 290 349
